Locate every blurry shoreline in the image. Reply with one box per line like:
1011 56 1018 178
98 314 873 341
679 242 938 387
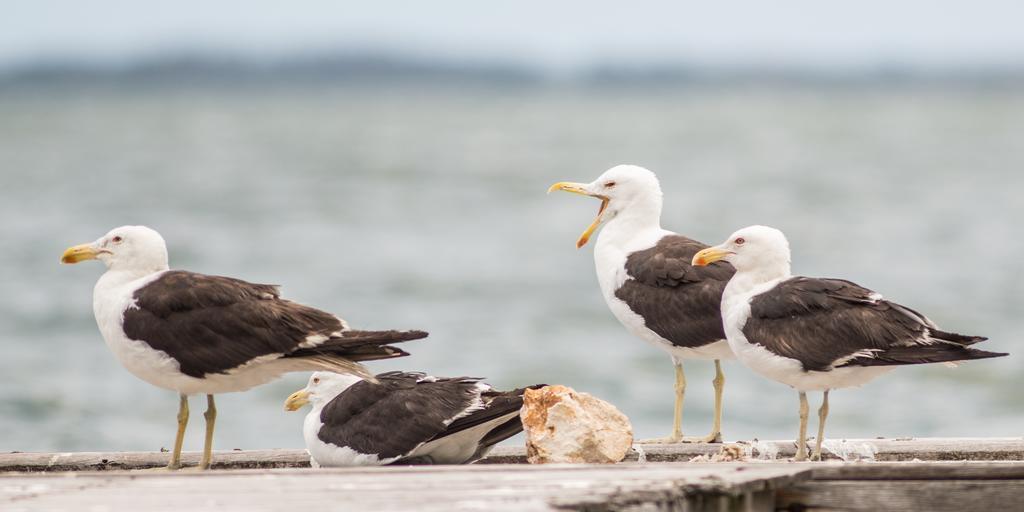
3 52 1023 92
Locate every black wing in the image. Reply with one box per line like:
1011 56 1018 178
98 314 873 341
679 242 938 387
122 271 425 378
317 372 484 460
614 235 735 348
413 383 546 463
743 277 1003 371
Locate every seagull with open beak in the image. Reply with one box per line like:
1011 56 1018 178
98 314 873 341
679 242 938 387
548 165 735 444
546 182 610 249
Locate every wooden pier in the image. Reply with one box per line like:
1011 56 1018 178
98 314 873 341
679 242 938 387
3 438 1024 511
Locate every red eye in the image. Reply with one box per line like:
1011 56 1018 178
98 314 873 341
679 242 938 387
604 181 616 188
112 236 123 243
735 237 745 245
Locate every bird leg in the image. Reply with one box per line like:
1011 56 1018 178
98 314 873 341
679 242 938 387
812 390 830 461
167 394 189 470
682 360 726 443
637 361 686 444
795 391 809 461
671 361 685 442
199 394 217 470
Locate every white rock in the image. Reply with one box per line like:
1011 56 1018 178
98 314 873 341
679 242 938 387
521 385 633 464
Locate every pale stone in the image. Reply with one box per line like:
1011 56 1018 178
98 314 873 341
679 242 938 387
521 385 633 464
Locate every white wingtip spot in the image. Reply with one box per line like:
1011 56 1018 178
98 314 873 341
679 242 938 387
334 316 350 331
300 334 329 348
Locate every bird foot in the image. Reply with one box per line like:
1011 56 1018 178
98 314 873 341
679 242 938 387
679 432 722 444
793 448 809 462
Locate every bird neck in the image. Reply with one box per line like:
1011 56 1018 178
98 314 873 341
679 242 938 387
95 267 166 295
597 201 663 248
723 263 792 308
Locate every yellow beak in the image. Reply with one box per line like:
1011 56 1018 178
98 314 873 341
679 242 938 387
61 243 100 264
547 181 610 249
284 389 311 411
692 246 732 266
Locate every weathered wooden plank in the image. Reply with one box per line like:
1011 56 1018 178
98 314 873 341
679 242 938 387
0 449 311 472
3 437 1022 473
805 461 1024 480
776 480 1024 512
0 463 811 512
7 459 1024 511
4 436 1023 473
486 437 1024 464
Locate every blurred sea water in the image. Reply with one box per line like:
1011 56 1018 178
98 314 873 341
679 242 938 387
0 83 1021 452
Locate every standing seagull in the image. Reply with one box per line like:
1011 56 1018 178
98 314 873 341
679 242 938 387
61 225 427 469
285 371 541 466
693 225 1006 460
549 165 734 443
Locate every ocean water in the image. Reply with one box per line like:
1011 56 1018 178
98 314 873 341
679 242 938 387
0 84 1021 453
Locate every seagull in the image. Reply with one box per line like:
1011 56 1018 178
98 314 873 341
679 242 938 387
61 225 427 469
549 165 735 443
692 225 1007 460
284 371 540 466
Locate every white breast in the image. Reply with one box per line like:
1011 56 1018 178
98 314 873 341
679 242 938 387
93 271 189 392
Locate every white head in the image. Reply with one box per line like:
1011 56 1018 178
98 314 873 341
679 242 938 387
692 225 792 279
61 225 169 274
284 371 364 411
548 164 664 248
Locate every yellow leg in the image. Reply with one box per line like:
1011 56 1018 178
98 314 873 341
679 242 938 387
795 391 809 461
167 394 188 470
199 394 216 470
812 390 830 461
671 362 685 442
679 360 726 443
638 361 685 444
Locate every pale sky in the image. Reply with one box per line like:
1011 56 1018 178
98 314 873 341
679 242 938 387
4 0 1024 70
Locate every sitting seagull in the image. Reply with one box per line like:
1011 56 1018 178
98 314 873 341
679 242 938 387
61 225 427 469
285 371 541 466
692 225 1007 460
549 165 734 443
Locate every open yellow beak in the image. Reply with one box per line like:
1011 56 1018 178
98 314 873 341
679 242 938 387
692 246 732 266
547 181 610 249
284 389 311 411
61 243 100 264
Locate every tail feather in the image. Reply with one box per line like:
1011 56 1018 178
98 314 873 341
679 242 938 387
337 329 429 345
284 329 426 368
440 384 545 443
476 416 526 449
930 329 988 346
846 346 1007 367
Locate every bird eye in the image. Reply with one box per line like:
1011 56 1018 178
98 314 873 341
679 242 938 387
604 181 616 188
112 236 123 243
312 377 320 384
735 237 745 245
